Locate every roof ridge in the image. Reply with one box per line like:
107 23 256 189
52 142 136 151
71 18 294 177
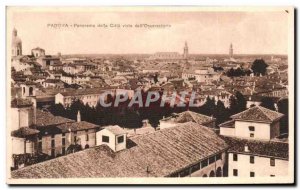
230 106 257 119
257 106 273 121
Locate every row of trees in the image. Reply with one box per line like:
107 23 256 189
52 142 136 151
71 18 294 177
226 59 269 77
48 90 288 131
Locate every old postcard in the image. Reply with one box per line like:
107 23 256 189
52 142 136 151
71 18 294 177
6 7 294 184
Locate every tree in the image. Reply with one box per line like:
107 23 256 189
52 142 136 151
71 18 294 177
49 103 66 116
213 100 230 125
229 91 246 115
260 97 275 110
251 59 268 76
200 97 216 116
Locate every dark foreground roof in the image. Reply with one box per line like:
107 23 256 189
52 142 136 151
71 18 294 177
223 137 288 160
11 122 228 178
11 127 39 138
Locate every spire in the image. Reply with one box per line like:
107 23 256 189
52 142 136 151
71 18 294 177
183 41 189 59
229 43 233 58
77 111 81 122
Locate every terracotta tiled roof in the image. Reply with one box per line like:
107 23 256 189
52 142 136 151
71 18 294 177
57 121 99 133
219 120 235 128
104 125 127 135
11 122 228 178
58 87 114 97
162 111 215 125
230 106 284 123
11 127 39 138
223 137 288 160
36 109 74 126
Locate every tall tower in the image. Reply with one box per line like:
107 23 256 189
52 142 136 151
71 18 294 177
183 41 189 59
229 43 233 58
12 28 22 57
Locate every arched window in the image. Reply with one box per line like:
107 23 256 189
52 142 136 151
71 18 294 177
17 49 20 55
216 167 222 177
23 87 25 94
209 170 215 177
202 174 207 177
29 87 33 96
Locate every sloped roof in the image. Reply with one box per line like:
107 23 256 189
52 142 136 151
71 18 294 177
11 127 39 138
58 87 114 97
230 106 284 123
223 137 288 160
219 120 235 128
57 121 99 133
36 109 74 126
162 111 215 125
104 125 127 135
11 122 228 178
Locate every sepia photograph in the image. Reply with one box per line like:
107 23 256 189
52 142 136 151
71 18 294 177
6 6 294 184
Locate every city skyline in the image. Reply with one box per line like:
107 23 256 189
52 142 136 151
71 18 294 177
10 10 289 55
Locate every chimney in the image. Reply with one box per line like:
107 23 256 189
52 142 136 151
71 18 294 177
77 111 81 122
244 145 250 152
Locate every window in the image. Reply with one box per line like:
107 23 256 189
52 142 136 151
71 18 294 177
209 156 215 164
249 126 255 131
51 149 55 157
85 130 89 141
270 158 275 166
62 147 65 155
250 133 254 138
117 136 124 144
233 169 238 176
250 156 255 164
270 175 275 177
191 163 200 173
250 172 255 177
51 139 55 148
46 60 50 66
102 135 109 143
179 169 190 177
233 154 238 161
62 138 66 146
201 159 208 168
51 134 55 139
38 141 42 152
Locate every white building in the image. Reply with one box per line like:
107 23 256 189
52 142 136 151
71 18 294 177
219 106 283 140
219 105 288 178
96 125 127 152
182 67 220 83
55 88 115 107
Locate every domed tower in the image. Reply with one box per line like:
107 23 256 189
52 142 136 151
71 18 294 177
12 28 22 57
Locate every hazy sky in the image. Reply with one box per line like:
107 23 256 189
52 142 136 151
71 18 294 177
10 10 289 55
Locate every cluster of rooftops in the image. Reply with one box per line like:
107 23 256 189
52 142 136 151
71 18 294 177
10 104 288 178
